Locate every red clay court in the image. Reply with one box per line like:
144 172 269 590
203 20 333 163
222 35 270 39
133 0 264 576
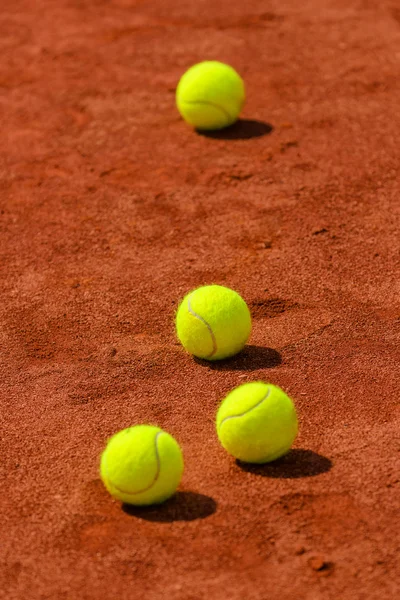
1 1 399 599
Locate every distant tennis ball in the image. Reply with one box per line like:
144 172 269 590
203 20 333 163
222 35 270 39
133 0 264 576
100 425 184 506
176 61 245 130
176 284 252 360
216 382 298 463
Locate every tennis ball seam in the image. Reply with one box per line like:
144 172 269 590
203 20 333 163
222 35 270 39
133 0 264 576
187 296 218 358
104 431 163 497
219 386 271 427
180 100 232 126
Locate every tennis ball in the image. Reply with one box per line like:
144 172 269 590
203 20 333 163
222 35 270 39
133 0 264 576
100 425 184 506
176 284 252 361
216 382 298 463
176 61 245 130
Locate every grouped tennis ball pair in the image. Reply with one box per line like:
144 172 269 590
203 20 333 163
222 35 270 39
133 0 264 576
100 285 299 507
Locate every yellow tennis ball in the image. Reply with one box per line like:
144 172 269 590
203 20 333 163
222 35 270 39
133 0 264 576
100 425 184 506
176 61 245 130
176 284 252 361
216 382 298 463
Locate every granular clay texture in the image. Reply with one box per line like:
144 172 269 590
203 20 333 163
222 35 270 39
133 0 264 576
1 1 399 599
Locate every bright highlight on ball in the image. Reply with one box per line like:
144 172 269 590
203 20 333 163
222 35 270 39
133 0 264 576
176 284 252 361
100 425 184 506
176 61 245 130
216 382 298 463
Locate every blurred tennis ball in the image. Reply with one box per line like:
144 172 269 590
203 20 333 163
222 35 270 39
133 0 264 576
176 61 245 130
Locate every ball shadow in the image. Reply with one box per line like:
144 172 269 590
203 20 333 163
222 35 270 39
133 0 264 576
122 491 217 522
237 449 332 479
197 119 273 140
194 345 282 371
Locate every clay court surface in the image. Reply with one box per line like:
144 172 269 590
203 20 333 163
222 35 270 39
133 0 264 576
1 0 400 598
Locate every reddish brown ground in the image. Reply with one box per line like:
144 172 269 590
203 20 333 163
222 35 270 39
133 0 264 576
1 1 399 599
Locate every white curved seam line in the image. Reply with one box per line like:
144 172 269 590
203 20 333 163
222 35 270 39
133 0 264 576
187 297 217 358
220 387 271 426
182 100 232 124
107 431 163 496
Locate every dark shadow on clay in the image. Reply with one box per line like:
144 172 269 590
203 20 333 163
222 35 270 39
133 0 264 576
237 449 332 479
194 345 282 371
197 119 273 140
122 491 217 522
